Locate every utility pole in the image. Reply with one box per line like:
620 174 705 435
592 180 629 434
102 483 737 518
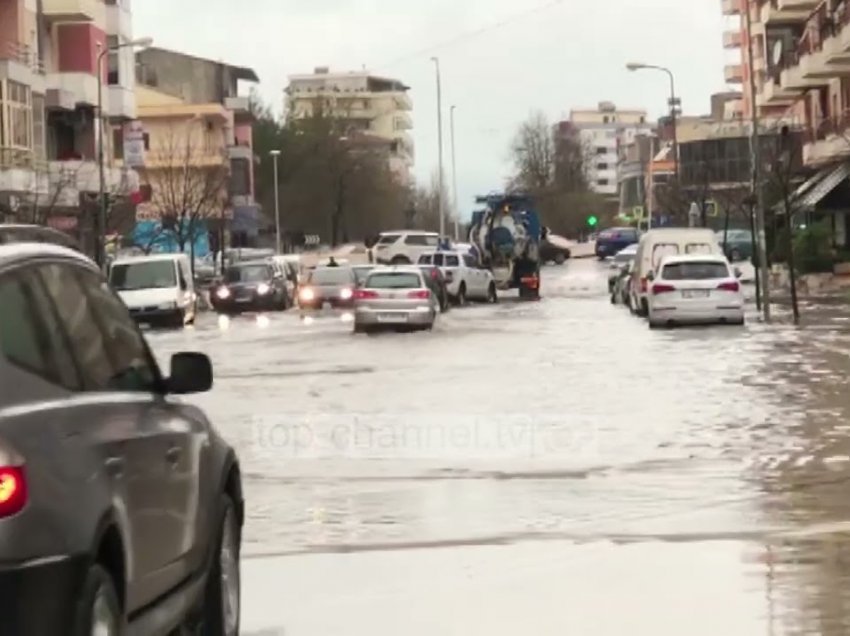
270 150 282 253
745 0 771 321
431 57 446 238
450 105 459 241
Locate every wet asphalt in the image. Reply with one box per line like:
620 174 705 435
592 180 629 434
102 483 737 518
145 258 850 635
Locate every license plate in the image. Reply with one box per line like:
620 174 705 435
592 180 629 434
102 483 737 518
236 297 251 303
682 290 710 298
377 313 407 323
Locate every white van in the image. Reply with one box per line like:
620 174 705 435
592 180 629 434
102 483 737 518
109 253 197 328
628 228 722 317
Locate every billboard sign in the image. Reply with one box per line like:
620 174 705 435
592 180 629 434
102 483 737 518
123 120 145 168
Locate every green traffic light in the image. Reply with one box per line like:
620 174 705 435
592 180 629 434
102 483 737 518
587 216 598 227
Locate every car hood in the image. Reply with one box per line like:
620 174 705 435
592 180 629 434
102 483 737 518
116 287 179 308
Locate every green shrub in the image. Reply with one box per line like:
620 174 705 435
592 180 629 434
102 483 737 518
794 221 834 274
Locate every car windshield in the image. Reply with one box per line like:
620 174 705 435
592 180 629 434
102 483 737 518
309 268 353 285
365 272 422 288
225 265 269 283
110 261 177 290
662 261 730 280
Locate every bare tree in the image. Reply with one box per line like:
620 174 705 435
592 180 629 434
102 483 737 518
139 124 230 267
509 111 556 191
410 171 448 232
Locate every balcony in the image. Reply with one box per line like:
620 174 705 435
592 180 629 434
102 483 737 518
228 144 253 161
41 0 103 23
802 113 850 166
105 0 132 38
724 64 744 83
108 85 135 120
46 160 137 205
723 30 743 48
760 0 819 24
759 75 800 104
225 95 253 122
46 72 100 107
394 112 413 131
0 42 46 93
392 91 412 111
721 0 740 16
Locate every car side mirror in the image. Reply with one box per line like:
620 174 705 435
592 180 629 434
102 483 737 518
167 352 213 394
734 267 743 279
647 271 655 282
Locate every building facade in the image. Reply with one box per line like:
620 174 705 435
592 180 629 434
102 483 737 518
285 67 414 183
134 48 260 248
0 0 140 249
558 102 652 198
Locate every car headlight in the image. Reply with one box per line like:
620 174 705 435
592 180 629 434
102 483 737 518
257 283 271 295
300 287 315 302
339 287 353 300
216 287 231 299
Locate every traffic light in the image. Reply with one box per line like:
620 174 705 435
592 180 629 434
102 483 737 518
587 215 599 228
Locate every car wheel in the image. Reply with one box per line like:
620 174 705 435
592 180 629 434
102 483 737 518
201 494 240 636
391 255 410 265
610 293 617 305
72 563 122 636
554 252 566 265
487 283 498 304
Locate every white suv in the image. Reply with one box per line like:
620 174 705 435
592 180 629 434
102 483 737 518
374 231 440 265
418 250 498 304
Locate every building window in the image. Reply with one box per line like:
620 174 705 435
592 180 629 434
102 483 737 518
597 163 609 170
603 116 609 124
230 158 251 196
596 146 607 155
597 179 610 186
142 133 150 150
107 36 120 86
112 128 124 159
4 81 32 149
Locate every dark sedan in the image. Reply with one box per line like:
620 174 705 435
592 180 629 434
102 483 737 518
211 261 289 313
540 238 572 265
717 229 753 262
297 266 358 316
595 227 639 259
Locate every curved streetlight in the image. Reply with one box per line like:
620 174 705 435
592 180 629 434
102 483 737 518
431 57 445 238
96 36 153 270
626 62 679 182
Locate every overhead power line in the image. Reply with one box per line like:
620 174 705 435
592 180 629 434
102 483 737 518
375 0 566 71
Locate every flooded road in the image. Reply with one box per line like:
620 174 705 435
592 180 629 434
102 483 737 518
147 258 850 635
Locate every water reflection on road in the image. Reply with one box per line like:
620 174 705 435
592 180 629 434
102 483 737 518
146 259 850 635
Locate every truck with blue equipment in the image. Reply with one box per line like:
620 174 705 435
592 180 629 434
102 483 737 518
468 193 544 300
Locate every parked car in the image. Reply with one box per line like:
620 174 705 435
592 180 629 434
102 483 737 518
353 267 439 332
352 265 376 287
212 260 289 313
0 242 243 636
629 228 723 317
417 264 451 312
109 253 197 328
613 260 635 306
595 227 640 259
373 230 440 265
647 253 745 328
297 266 358 318
0 224 81 252
608 244 638 302
540 234 572 265
417 250 498 304
716 229 753 262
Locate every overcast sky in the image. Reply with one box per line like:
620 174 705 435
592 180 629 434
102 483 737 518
135 0 733 219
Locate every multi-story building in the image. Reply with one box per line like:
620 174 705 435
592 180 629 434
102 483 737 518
721 0 850 245
0 0 140 249
285 67 414 182
134 47 260 249
557 102 652 198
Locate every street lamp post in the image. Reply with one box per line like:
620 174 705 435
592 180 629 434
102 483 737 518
626 63 680 184
96 36 153 271
450 105 459 241
270 150 282 253
431 57 446 238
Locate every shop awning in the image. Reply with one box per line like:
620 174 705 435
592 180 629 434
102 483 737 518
791 162 850 212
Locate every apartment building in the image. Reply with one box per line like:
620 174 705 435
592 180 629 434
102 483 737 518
285 67 414 182
722 0 850 246
134 47 260 248
0 0 140 248
557 102 652 198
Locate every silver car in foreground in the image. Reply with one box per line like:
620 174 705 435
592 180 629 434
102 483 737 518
353 267 438 332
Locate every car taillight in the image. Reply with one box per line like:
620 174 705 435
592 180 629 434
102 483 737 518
354 289 378 300
0 466 26 518
408 289 431 299
652 283 676 295
717 281 740 292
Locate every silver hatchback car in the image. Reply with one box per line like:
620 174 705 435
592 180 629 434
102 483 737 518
353 267 438 332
